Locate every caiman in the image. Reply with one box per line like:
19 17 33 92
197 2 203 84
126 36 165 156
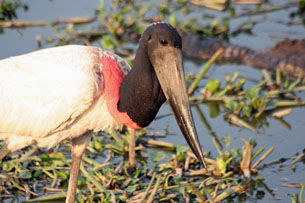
180 31 305 78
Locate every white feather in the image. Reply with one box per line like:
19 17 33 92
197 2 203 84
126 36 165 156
0 45 130 150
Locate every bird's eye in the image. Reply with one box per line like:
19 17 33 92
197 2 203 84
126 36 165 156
160 39 168 45
148 35 152 41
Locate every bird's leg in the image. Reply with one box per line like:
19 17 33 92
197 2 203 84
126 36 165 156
0 144 10 161
66 133 91 203
128 129 136 171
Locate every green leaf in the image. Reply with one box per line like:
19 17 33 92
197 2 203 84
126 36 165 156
2 161 15 171
256 174 265 181
216 157 226 174
19 169 32 179
33 170 43 178
177 0 187 3
231 148 242 162
225 100 238 111
119 195 128 201
49 152 66 161
93 141 104 151
57 171 68 180
77 177 86 187
39 154 51 163
150 150 166 163
121 6 131 15
178 186 186 197
207 102 220 118
76 194 84 203
176 144 188 154
101 35 115 50
169 14 177 27
159 2 168 15
205 78 220 93
125 185 137 194
176 144 188 161
242 104 252 117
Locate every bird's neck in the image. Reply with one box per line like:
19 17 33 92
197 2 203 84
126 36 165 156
100 55 140 129
118 45 166 128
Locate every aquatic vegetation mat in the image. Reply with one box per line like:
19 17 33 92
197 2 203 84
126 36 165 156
1 130 276 202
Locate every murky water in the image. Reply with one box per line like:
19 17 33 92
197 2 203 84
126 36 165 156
0 0 304 202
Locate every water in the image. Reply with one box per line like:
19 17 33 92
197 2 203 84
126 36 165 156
0 0 305 202
0 0 99 58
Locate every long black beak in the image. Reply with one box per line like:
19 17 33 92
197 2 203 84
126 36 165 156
151 47 206 167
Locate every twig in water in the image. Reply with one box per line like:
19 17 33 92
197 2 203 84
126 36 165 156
234 0 262 4
240 138 253 178
128 129 136 169
3 171 38 196
80 163 107 194
0 17 95 28
139 171 157 203
281 183 305 188
188 49 224 95
214 185 246 202
146 140 176 150
146 175 161 203
251 146 274 170
290 150 305 165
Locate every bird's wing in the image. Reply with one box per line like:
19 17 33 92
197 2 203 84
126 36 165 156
0 45 103 138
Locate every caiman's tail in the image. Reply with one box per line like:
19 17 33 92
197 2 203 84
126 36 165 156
180 31 305 78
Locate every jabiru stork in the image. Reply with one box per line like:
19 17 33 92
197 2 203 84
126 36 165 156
0 22 205 202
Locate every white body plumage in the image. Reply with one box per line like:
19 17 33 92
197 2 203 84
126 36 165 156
0 45 130 151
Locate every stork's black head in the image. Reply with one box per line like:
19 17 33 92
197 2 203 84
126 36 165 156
119 23 206 167
140 23 182 50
